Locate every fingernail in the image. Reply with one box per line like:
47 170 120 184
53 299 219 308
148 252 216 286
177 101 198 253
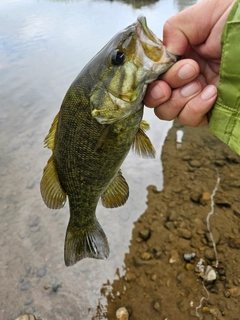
151 84 165 100
201 85 217 101
181 81 200 97
178 64 197 80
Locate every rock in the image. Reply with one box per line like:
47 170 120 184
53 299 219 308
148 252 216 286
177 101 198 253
168 211 178 221
139 228 151 241
204 248 216 261
152 247 162 259
116 307 129 320
153 301 161 312
178 228 192 239
182 154 192 161
169 250 180 264
164 221 175 231
20 280 31 291
205 229 220 247
233 206 240 218
189 160 201 167
125 272 136 282
215 194 231 207
151 274 157 281
226 154 240 164
204 266 217 282
140 252 151 260
200 192 211 205
185 263 194 271
183 252 196 262
36 265 47 278
228 287 240 297
190 192 202 203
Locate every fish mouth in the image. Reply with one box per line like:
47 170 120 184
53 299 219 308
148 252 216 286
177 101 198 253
137 15 162 46
136 15 177 65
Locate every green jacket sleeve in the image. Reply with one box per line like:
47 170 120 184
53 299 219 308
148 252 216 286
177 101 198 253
209 0 240 155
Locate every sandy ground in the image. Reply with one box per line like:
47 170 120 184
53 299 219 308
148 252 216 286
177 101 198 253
94 121 240 320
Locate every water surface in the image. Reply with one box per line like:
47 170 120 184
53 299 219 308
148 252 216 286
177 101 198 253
0 0 196 318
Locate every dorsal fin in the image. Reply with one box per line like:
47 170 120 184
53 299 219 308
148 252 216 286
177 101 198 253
40 155 66 209
44 113 59 150
132 120 156 158
101 170 129 208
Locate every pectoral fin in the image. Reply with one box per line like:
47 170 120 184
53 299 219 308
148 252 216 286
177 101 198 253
44 113 59 150
132 120 156 158
94 125 111 151
101 170 129 208
40 155 66 209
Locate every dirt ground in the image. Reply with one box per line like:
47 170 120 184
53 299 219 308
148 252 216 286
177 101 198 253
94 121 240 320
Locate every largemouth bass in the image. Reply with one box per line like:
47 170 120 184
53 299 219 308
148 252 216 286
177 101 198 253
40 16 177 266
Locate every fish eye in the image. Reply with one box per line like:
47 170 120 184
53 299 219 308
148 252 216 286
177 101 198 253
111 50 125 66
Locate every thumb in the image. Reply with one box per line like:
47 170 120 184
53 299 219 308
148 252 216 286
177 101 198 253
163 0 234 55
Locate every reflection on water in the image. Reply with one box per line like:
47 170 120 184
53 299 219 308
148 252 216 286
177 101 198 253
47 0 160 9
175 0 198 11
0 0 196 318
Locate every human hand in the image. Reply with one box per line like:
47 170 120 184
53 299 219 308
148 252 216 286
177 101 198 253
144 0 235 127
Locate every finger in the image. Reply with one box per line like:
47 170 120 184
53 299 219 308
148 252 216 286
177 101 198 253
154 80 202 120
144 80 172 108
160 59 200 89
144 59 200 108
177 85 217 127
163 0 235 55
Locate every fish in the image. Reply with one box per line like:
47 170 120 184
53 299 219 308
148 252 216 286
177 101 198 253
40 16 177 266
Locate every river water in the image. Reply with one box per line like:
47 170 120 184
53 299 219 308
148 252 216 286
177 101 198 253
0 0 196 319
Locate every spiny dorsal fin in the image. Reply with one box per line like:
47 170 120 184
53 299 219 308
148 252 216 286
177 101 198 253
101 170 129 208
44 113 59 150
132 120 156 158
40 155 66 209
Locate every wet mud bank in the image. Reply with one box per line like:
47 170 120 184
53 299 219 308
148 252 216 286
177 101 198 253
98 121 240 320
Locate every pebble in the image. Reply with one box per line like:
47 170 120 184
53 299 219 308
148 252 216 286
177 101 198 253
205 229 220 247
153 301 161 312
152 247 161 259
116 307 129 320
36 265 47 278
204 265 217 282
189 160 201 167
168 211 178 221
215 194 231 207
204 248 216 261
125 272 136 282
183 252 196 262
229 287 240 297
190 192 202 203
151 273 157 281
140 252 151 260
185 263 194 271
139 228 151 241
200 192 211 205
20 280 31 291
169 250 180 264
177 228 192 239
24 295 34 306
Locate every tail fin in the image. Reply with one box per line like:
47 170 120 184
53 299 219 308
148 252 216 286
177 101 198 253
64 219 109 266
